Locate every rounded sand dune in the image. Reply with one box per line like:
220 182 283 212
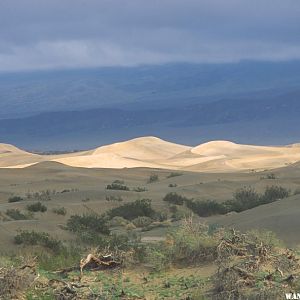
1 136 300 172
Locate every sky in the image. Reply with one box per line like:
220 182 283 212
0 0 300 72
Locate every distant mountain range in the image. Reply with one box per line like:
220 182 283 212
0 61 300 150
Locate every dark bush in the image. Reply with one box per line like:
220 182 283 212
148 174 159 183
106 180 130 191
224 187 261 212
52 207 67 216
105 195 123 202
182 186 290 217
8 196 23 203
108 199 156 220
163 192 187 205
168 183 177 188
14 230 62 253
27 202 47 213
262 185 290 204
66 213 110 236
6 209 29 220
185 199 227 217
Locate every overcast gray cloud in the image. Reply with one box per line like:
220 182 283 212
0 0 299 71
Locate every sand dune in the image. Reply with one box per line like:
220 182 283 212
0 137 300 172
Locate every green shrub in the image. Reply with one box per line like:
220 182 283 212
144 219 218 271
27 202 47 213
8 196 23 203
108 199 156 220
223 186 260 212
155 211 168 222
169 205 187 221
5 209 29 220
108 216 129 227
106 180 130 191
52 207 67 216
14 230 62 253
146 247 170 271
185 186 291 217
163 192 187 205
233 186 260 208
166 220 218 265
66 213 110 236
148 174 159 183
132 216 153 228
185 199 227 217
262 185 290 203
225 186 290 212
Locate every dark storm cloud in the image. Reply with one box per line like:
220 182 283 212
0 0 299 71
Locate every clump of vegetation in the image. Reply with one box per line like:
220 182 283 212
5 209 30 220
14 230 62 253
4 219 300 299
108 199 156 221
169 205 187 221
148 174 159 183
211 228 292 299
66 213 110 236
185 199 227 217
133 186 148 192
225 185 290 212
25 190 56 201
108 216 129 227
168 183 177 188
52 207 67 216
224 186 261 212
167 172 183 178
165 186 291 217
144 218 218 271
166 218 219 265
106 180 130 191
26 201 47 213
105 195 123 202
132 216 153 228
163 192 188 205
262 185 290 203
260 173 277 180
7 196 23 203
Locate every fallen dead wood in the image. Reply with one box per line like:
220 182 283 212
80 253 121 275
52 252 122 278
46 278 91 300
